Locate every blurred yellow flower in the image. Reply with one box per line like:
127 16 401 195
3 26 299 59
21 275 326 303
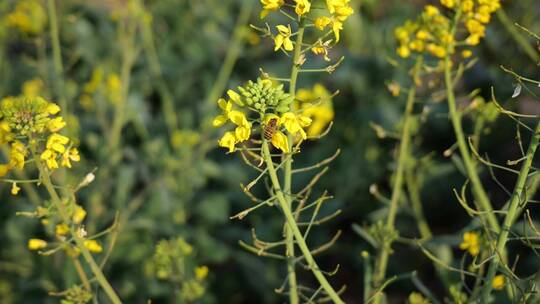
28 238 47 250
55 224 70 236
296 84 334 137
22 78 44 97
492 275 505 290
459 231 480 256
314 17 332 30
195 266 209 280
84 240 103 253
271 130 289 153
73 205 87 224
6 0 47 35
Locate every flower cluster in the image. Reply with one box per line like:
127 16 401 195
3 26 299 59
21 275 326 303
27 203 103 255
150 238 209 302
5 0 47 35
0 96 79 176
296 84 335 137
395 0 501 59
459 231 480 256
214 78 312 153
265 0 354 55
80 67 123 111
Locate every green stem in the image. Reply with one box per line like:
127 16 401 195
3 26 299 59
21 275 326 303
30 145 122 304
443 56 500 233
481 121 540 302
203 0 253 110
262 142 344 304
46 0 66 113
282 19 306 304
496 8 540 64
372 57 423 302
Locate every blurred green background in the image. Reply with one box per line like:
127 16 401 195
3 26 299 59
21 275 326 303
0 0 539 303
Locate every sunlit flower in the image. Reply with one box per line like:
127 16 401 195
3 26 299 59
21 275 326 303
84 240 103 253
271 130 290 153
218 131 237 153
260 0 284 19
28 238 47 250
274 25 294 52
459 231 480 256
9 141 27 170
314 16 332 30
48 117 66 132
61 148 80 168
213 98 233 127
294 0 311 16
281 112 312 140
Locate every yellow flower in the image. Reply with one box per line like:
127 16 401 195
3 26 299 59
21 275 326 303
48 117 66 132
274 25 294 52
462 50 473 58
106 74 122 104
281 112 312 140
311 41 331 61
0 165 9 177
84 240 103 253
46 102 61 115
466 34 481 45
466 19 485 37
46 133 70 153
227 89 244 106
229 111 248 127
9 141 27 170
296 84 334 137
22 78 44 97
459 231 480 256
28 238 47 250
195 266 209 280
492 275 505 290
6 0 47 35
294 0 311 16
72 205 87 224
461 0 474 13
218 131 237 153
55 224 70 236
425 5 440 16
235 123 252 142
397 45 411 58
426 43 446 58
61 148 80 168
260 0 284 19
314 16 332 30
11 182 20 195
332 20 344 42
271 130 290 153
408 292 431 304
440 0 455 9
213 98 233 127
40 149 59 170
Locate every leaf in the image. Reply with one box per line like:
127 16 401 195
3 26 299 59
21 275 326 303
512 83 522 98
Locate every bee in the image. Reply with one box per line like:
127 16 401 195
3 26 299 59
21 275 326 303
263 118 278 140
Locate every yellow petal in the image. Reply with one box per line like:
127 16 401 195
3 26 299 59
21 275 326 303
212 115 228 127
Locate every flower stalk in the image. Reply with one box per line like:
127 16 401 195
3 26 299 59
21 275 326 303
372 56 423 302
30 143 122 304
481 120 540 302
262 140 344 304
46 0 66 113
282 18 306 304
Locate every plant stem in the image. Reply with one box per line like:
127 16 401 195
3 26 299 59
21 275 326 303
30 145 122 304
204 0 254 110
496 8 540 64
443 56 500 233
281 18 306 304
70 256 92 292
262 141 344 304
46 0 66 113
372 57 422 302
481 121 540 302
